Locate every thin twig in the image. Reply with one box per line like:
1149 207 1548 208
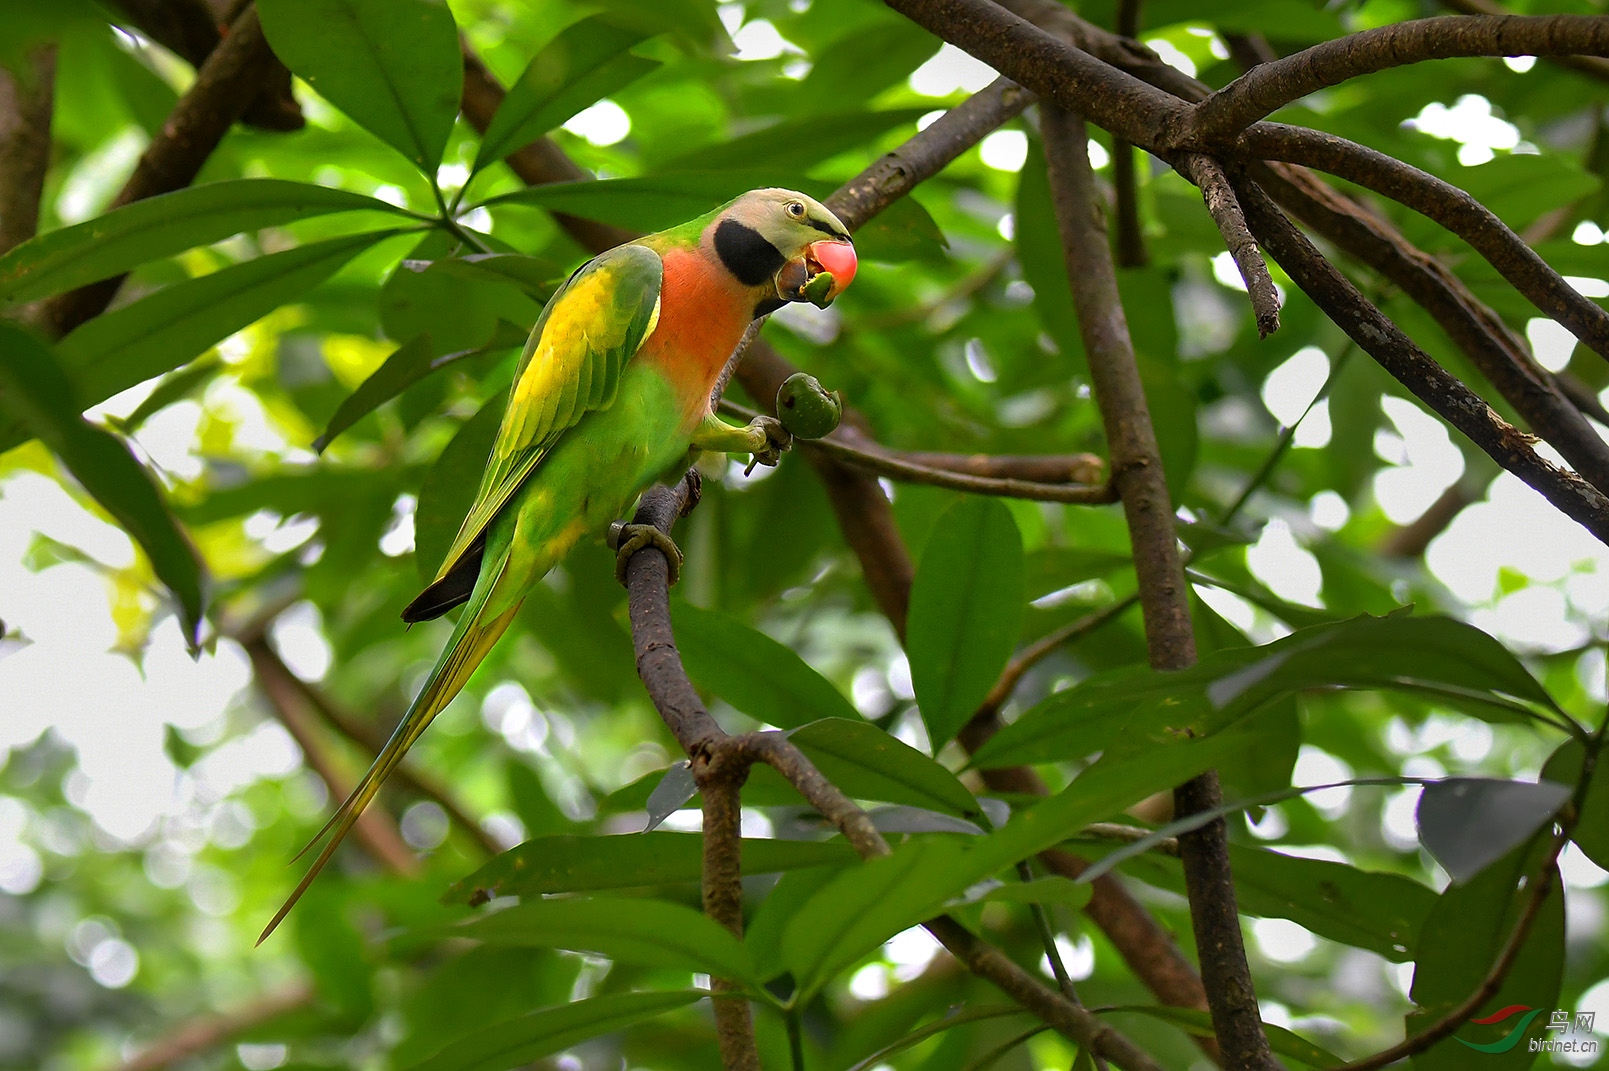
719 400 1116 504
1190 14 1609 141
109 981 315 1071
1178 153 1280 336
1041 105 1282 1071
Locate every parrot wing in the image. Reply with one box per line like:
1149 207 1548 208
433 243 663 585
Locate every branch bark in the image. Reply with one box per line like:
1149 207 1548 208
1178 152 1281 337
41 5 285 338
0 46 55 260
1041 106 1281 1071
699 770 759 1071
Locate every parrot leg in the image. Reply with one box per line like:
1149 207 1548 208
690 412 792 472
610 522 684 585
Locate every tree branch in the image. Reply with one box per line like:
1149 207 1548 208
110 981 314 1071
1040 105 1282 1071
699 769 759 1071
1177 152 1281 336
1190 14 1609 140
1234 173 1609 545
244 638 419 877
42 5 285 337
0 45 55 260
1238 123 1609 365
1441 0 1609 82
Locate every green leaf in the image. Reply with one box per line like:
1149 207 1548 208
1416 778 1572 884
1016 139 1085 370
671 602 861 729
973 875 1091 909
1542 740 1609 870
257 0 462 173
405 990 704 1071
1104 1005 1342 1068
442 831 856 904
972 613 1565 770
907 497 1024 747
449 896 757 984
1120 844 1435 962
789 718 980 818
843 1007 1031 1071
316 334 437 452
656 108 930 173
415 394 502 583
0 180 406 306
380 256 546 356
53 230 401 416
474 18 660 173
0 323 206 646
1407 840 1564 1069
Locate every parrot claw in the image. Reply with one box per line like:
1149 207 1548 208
611 523 684 586
743 415 792 475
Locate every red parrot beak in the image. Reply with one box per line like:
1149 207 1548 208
808 239 857 300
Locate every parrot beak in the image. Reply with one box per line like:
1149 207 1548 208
808 240 857 301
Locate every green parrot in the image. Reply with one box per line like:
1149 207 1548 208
260 189 857 942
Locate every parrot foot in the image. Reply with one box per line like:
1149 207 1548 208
610 523 683 586
743 415 793 475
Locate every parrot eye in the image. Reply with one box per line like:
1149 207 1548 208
785 201 806 219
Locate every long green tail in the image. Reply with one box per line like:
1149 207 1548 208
258 589 518 944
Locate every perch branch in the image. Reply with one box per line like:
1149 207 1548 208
1234 174 1609 545
1177 152 1281 336
1041 105 1281 1071
1441 0 1609 82
700 770 759 1071
1191 14 1609 140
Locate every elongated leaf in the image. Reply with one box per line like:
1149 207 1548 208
55 230 401 414
845 1007 1031 1071
658 108 929 173
257 0 462 173
0 179 404 305
1120 843 1435 962
972 612 1566 770
672 603 862 729
451 896 757 984
789 718 980 818
1416 778 1571 884
907 497 1024 747
379 255 546 356
1407 841 1564 1069
973 875 1091 909
443 831 856 904
0 324 205 645
475 19 659 172
1105 1005 1342 1068
406 990 704 1071
316 334 436 452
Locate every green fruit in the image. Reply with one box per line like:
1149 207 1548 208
776 372 843 439
801 270 837 308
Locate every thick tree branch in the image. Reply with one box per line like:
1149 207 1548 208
699 770 759 1071
42 5 284 338
110 981 314 1071
1235 175 1609 544
1041 106 1282 1071
1442 0 1609 82
1191 15 1609 140
1239 124 1609 365
1250 160 1609 496
0 46 55 260
1177 152 1280 336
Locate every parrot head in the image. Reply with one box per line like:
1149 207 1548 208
709 188 857 313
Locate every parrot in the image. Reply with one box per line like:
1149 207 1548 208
259 188 857 942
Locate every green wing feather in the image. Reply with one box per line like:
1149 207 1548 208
433 244 662 584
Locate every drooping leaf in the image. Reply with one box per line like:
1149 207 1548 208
405 990 704 1071
1103 1005 1342 1068
0 324 206 646
257 0 462 173
907 497 1024 747
0 179 406 305
789 718 981 818
843 1007 1032 1071
1406 841 1564 1069
316 334 437 452
971 613 1566 770
52 230 402 416
380 256 546 355
1416 778 1572 884
671 602 862 729
1541 739 1609 870
474 18 660 173
656 108 929 173
643 761 697 832
443 831 855 904
972 875 1092 909
448 896 757 984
